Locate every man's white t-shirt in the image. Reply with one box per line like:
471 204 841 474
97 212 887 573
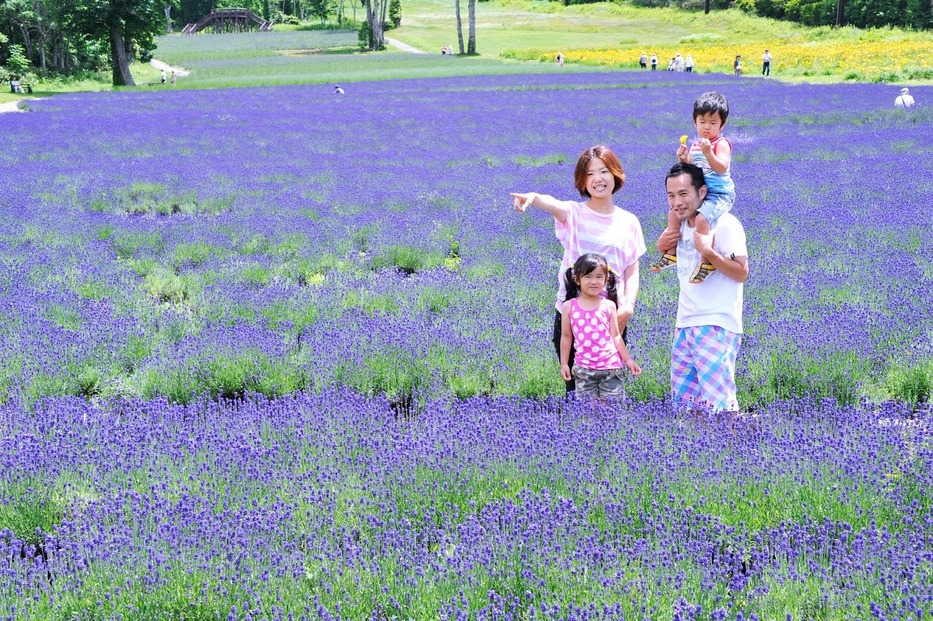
675 213 747 334
895 94 915 108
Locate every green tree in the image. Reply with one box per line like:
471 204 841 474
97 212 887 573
845 0 909 27
1 0 81 72
177 0 214 26
309 0 333 23
388 0 400 28
907 0 933 28
67 0 167 86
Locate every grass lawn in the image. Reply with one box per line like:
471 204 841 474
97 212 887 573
4 0 931 100
390 0 807 56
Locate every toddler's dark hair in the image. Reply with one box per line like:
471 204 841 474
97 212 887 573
693 91 729 124
563 253 619 307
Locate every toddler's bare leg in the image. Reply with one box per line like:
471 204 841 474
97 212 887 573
689 212 716 284
651 210 680 272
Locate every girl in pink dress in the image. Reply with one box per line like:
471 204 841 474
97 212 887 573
559 254 641 400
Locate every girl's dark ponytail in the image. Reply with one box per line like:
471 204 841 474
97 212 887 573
605 269 619 308
563 267 579 301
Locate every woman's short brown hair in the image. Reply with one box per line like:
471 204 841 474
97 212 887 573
573 145 626 198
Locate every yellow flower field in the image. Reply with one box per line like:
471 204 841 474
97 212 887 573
502 37 933 82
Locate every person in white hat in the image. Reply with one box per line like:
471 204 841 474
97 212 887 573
895 87 915 108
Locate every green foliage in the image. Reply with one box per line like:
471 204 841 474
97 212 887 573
358 21 372 50
0 479 65 548
417 287 456 313
236 234 266 255
111 231 165 260
74 278 111 301
352 225 379 253
389 0 402 28
90 185 231 217
119 334 153 373
4 44 31 75
432 224 461 259
735 0 924 28
873 361 933 407
679 33 726 43
47 304 82 331
275 11 302 25
144 267 203 304
370 244 448 274
512 153 566 166
238 263 273 287
333 350 429 406
743 350 868 407
135 350 311 403
172 242 215 270
308 0 335 24
261 299 322 333
341 290 400 315
95 225 114 241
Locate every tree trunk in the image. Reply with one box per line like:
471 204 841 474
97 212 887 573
19 24 33 61
704 0 710 14
365 0 384 49
467 0 475 54
836 0 846 25
34 20 48 70
110 24 135 86
38 35 47 70
165 5 173 33
371 0 385 49
365 0 374 48
455 0 464 54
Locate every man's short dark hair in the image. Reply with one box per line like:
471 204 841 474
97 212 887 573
666 163 706 194
693 91 729 123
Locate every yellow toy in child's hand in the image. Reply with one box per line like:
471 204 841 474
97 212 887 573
680 135 688 146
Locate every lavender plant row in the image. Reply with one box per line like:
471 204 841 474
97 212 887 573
0 72 930 406
0 390 930 619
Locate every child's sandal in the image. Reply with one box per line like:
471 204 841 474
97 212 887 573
689 262 716 284
650 253 677 272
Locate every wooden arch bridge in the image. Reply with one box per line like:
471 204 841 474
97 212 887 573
182 8 272 34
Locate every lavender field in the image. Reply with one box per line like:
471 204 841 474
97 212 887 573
1 73 931 619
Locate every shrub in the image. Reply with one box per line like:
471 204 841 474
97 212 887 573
370 245 447 275
5 44 31 75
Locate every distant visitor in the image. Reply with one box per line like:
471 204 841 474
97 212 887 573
761 49 772 76
895 87 915 108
